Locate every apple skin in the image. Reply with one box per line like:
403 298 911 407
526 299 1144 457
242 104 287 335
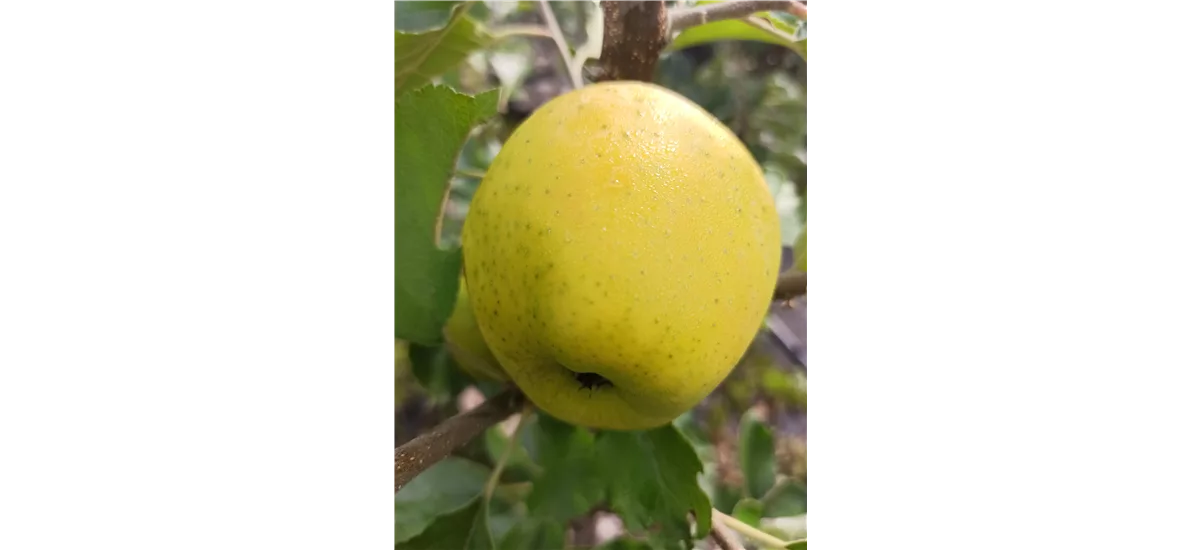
461 82 780 430
443 278 510 382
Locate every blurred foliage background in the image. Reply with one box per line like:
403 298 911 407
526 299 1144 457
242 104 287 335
396 1 806 547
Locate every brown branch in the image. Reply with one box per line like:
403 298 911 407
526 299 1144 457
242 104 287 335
710 513 746 550
669 0 807 33
597 1 669 82
395 387 525 492
773 271 807 301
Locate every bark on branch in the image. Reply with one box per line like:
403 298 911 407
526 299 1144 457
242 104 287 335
594 0 805 83
597 1 669 82
394 387 525 492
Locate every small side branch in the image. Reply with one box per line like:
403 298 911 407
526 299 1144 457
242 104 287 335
713 509 791 549
395 387 525 492
710 512 747 550
773 271 807 301
670 0 807 33
537 0 583 89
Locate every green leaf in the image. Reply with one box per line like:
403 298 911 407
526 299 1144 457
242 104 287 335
497 518 565 550
594 538 657 550
762 480 807 517
526 415 605 522
739 411 777 499
395 85 499 344
670 11 805 59
732 498 764 527
408 342 472 399
395 4 494 98
395 457 490 544
394 1 460 32
484 423 539 483
712 483 743 514
786 540 808 550
396 496 493 550
596 425 713 548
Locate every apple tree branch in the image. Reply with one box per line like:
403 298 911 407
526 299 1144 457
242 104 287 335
394 387 525 492
670 0 807 33
597 1 669 82
773 271 807 301
596 0 806 83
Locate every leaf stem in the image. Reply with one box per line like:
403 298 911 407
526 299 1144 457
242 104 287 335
712 509 790 549
483 406 531 501
537 0 583 89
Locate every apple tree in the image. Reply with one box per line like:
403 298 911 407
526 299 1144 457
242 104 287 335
395 2 807 549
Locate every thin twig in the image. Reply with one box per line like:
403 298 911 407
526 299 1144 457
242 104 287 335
454 168 488 180
742 15 801 44
712 509 790 549
491 24 555 40
537 0 583 89
710 513 746 550
669 0 806 33
395 387 525 492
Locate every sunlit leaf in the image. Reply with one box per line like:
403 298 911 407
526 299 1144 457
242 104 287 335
669 2 806 59
732 497 764 527
395 457 490 544
395 85 498 344
596 425 713 547
396 4 494 98
526 415 605 522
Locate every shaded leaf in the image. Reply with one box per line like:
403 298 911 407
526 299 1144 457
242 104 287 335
395 85 499 344
786 541 808 550
394 1 460 31
484 423 539 483
408 342 471 400
763 480 807 517
712 483 743 514
486 502 519 545
791 225 806 272
497 517 565 550
396 496 493 550
595 538 657 550
732 498 764 527
395 457 490 544
739 411 777 499
396 4 494 97
596 425 713 548
527 414 605 522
